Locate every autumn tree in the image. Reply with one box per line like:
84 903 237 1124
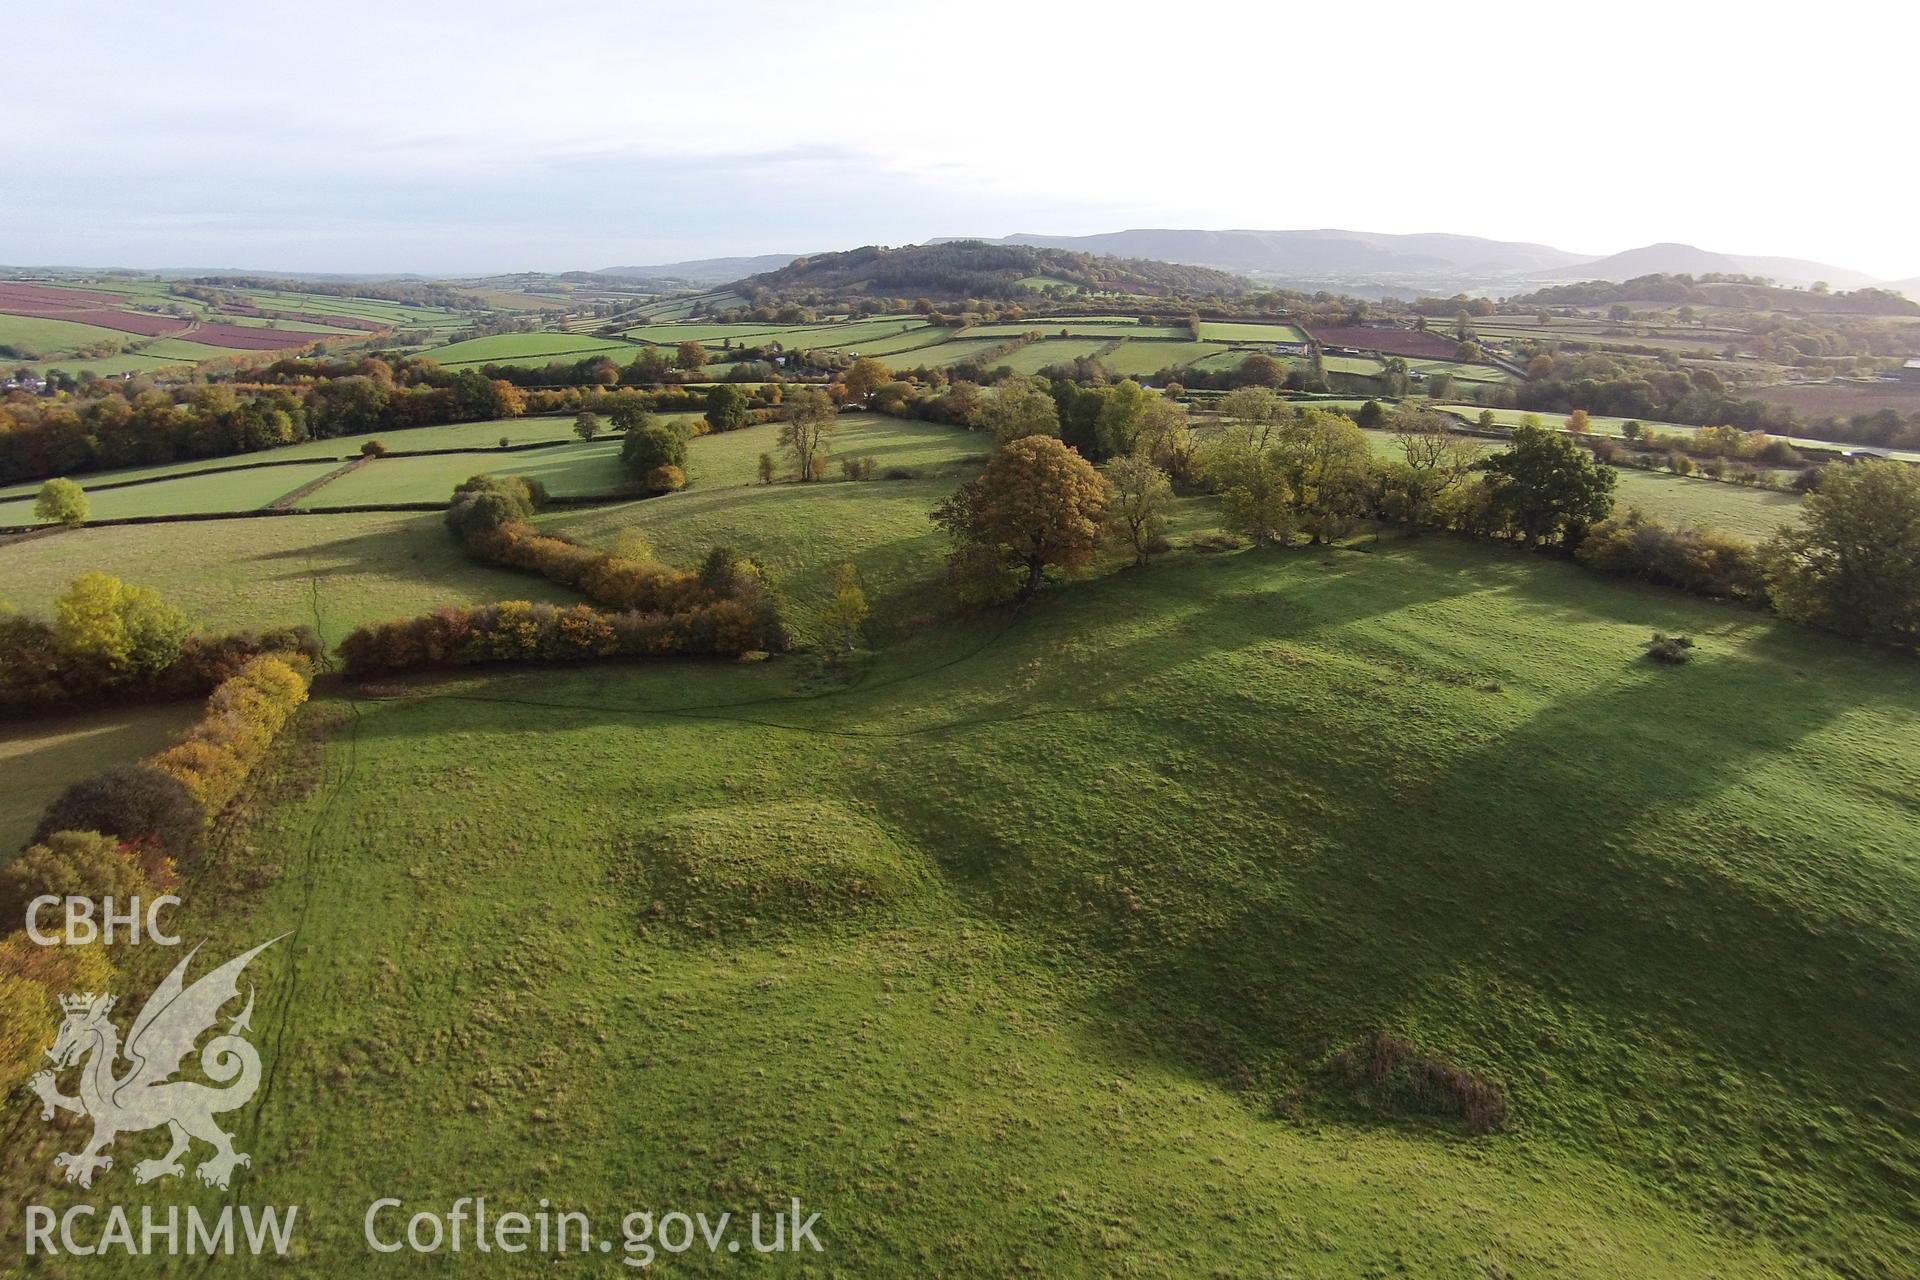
573 411 602 441
621 421 689 490
1135 397 1196 487
34 478 88 526
841 357 890 404
779 388 838 481
1218 386 1293 451
1105 455 1173 565
933 435 1109 602
52 573 188 680
1272 409 1374 543
821 563 871 651
676 341 708 372
1565 408 1591 435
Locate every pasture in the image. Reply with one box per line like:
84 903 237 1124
6 535 1914 1276
0 460 344 525
418 332 639 367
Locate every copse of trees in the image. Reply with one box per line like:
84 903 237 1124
1482 423 1617 548
620 420 690 493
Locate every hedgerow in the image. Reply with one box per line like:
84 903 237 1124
147 655 312 814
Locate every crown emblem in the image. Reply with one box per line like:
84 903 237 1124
59 992 114 1016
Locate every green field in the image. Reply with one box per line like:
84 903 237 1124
0 703 202 852
0 510 577 650
298 440 631 506
0 460 343 525
0 313 132 357
420 332 639 367
1196 320 1310 343
1101 339 1231 376
995 337 1115 374
7 532 1913 1275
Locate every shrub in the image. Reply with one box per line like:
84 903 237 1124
1327 1032 1509 1134
34 477 88 526
0 930 114 1098
33 766 205 862
1575 511 1766 602
1646 633 1696 664
621 422 687 482
360 439 387 457
147 656 309 814
839 455 877 481
0 831 153 939
446 473 546 541
646 464 686 493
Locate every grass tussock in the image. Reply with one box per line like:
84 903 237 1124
1327 1032 1512 1135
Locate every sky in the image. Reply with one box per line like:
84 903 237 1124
3 0 1913 280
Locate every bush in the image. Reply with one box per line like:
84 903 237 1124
446 474 543 540
0 929 114 1098
839 455 877 481
1575 511 1766 602
646 464 686 493
621 422 687 482
0 831 154 939
360 439 387 457
147 655 311 814
1646 633 1696 664
33 766 205 862
1327 1032 1509 1134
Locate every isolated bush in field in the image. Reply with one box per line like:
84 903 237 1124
34 477 88 526
839 455 877 481
360 439 387 457
757 452 776 485
1645 633 1696 665
0 831 152 940
33 765 204 861
646 464 686 493
446 473 541 538
1327 1032 1509 1134
1576 511 1765 602
53 572 189 681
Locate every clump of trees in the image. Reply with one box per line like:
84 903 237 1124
620 418 691 493
1764 462 1920 648
0 574 318 715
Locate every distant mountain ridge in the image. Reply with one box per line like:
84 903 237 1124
593 254 798 285
937 229 1875 296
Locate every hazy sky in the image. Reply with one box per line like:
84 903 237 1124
4 0 1912 279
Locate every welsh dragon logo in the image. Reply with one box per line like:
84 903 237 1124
29 937 283 1190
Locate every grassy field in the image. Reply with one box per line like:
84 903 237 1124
420 332 639 367
1101 339 1230 377
0 511 578 649
299 440 631 505
0 312 132 356
0 461 345 525
1196 320 1310 343
6 532 1914 1275
997 337 1115 374
0 702 202 852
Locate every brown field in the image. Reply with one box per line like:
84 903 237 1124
1307 325 1459 359
1745 380 1920 419
185 321 336 350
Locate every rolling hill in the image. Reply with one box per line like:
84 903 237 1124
1536 242 1875 290
734 241 1247 303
